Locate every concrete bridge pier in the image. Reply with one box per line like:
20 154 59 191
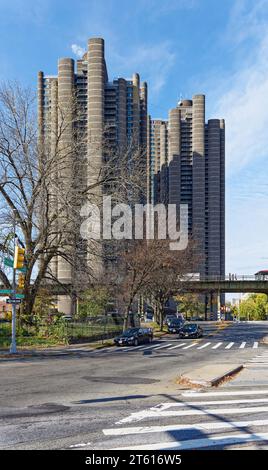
209 292 218 320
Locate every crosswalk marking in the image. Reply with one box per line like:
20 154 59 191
152 343 172 351
182 389 268 397
137 344 161 351
101 386 268 450
168 343 186 350
116 406 268 424
182 342 198 350
112 432 268 450
150 398 268 410
212 342 222 349
103 418 268 436
197 342 211 350
105 340 263 354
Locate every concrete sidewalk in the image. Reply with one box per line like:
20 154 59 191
179 364 243 387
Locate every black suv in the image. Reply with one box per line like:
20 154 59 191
168 318 184 334
114 327 153 347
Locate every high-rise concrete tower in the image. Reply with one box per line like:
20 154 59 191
38 38 148 314
148 96 225 317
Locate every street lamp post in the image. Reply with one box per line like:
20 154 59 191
10 213 18 354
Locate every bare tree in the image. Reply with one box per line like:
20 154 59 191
113 238 199 331
0 82 146 318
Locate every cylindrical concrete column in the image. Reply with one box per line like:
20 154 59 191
87 38 105 278
168 108 181 208
117 78 127 149
49 78 59 280
87 37 105 190
192 94 205 277
140 81 148 149
160 123 168 204
57 58 74 314
132 73 140 146
37 71 44 146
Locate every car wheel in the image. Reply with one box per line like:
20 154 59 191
134 338 139 346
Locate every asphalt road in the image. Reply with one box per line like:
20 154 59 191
0 321 268 450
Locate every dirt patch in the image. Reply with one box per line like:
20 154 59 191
176 376 205 389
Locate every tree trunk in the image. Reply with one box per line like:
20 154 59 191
159 304 165 331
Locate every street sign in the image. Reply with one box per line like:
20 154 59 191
17 266 27 273
15 294 25 299
0 289 13 294
4 258 13 268
6 298 22 305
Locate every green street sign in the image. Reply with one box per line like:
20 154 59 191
4 257 26 272
0 289 13 294
17 266 27 273
15 294 25 299
4 257 13 268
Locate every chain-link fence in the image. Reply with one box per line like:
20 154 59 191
0 314 140 348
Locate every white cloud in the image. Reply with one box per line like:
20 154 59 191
112 42 176 96
210 1 268 176
71 44 86 59
210 0 268 275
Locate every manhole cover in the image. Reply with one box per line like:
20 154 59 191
1 403 69 419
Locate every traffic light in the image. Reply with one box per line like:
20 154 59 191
13 246 25 269
18 273 25 289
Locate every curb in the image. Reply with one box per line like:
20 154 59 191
260 336 268 345
179 365 244 388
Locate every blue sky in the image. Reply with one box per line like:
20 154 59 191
0 0 268 277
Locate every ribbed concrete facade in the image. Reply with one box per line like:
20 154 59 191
148 96 225 317
168 108 181 212
38 37 148 314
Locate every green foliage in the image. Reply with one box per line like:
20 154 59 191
78 287 110 318
175 293 204 320
33 289 57 318
238 294 268 320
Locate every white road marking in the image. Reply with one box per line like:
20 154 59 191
212 342 222 349
140 343 164 351
246 364 268 367
197 342 211 350
182 342 198 350
225 342 234 349
114 347 133 352
103 418 268 436
253 342 259 348
112 432 268 450
239 342 246 349
149 398 268 410
116 406 268 424
69 442 91 448
249 359 268 364
152 343 172 351
168 343 186 350
182 389 268 397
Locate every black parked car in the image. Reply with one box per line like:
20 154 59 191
114 327 153 347
164 314 178 326
179 323 203 339
168 318 184 334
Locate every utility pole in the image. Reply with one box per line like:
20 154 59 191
10 214 17 354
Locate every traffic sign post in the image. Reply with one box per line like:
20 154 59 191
6 298 22 305
10 216 18 354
